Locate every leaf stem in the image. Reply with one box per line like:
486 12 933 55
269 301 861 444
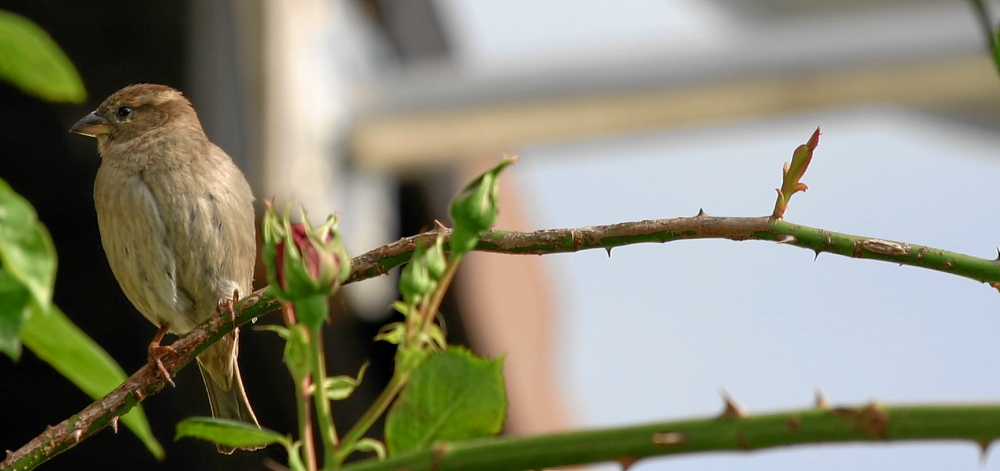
333 372 410 467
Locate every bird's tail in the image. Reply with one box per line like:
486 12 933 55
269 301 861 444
197 339 262 454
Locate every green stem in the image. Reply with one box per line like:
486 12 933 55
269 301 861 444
297 372 317 471
285 303 318 471
293 295 340 469
309 325 340 470
770 219 1000 283
332 243 463 466
339 402 1000 471
414 254 462 346
333 371 410 467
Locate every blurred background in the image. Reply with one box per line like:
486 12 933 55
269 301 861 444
2 0 1000 470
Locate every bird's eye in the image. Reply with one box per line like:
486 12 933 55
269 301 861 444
116 106 133 119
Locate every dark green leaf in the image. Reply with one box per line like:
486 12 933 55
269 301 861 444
0 178 56 315
385 347 506 456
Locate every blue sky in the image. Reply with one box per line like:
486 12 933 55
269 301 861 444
517 106 1000 470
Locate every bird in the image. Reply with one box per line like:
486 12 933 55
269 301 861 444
71 84 260 453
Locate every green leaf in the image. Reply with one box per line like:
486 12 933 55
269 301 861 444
0 270 32 359
283 324 312 382
0 10 86 103
176 417 286 449
0 178 57 316
385 347 507 456
324 362 368 401
994 27 1000 72
355 437 387 460
391 301 417 318
0 176 57 359
772 128 820 218
375 322 405 345
423 323 447 350
21 305 165 459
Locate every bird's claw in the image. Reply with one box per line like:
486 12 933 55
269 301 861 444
217 289 240 325
148 323 176 387
148 346 177 387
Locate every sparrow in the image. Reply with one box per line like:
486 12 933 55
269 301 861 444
71 84 260 453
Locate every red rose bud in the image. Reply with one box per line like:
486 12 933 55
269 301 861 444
262 204 351 329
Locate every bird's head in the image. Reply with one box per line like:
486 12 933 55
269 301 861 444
70 84 202 145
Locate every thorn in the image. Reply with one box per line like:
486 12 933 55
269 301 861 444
814 389 829 409
431 442 449 470
605 246 613 257
776 234 797 244
110 416 120 434
979 439 992 465
812 249 821 261
787 414 802 432
719 389 748 418
70 428 83 443
433 219 448 232
696 208 708 217
995 246 1000 262
860 401 888 439
651 432 688 448
616 456 640 469
736 430 752 450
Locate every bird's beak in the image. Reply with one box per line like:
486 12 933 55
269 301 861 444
70 112 110 137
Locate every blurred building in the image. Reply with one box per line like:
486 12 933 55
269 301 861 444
2 1 999 470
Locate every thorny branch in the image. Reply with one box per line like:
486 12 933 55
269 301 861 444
5 214 1000 470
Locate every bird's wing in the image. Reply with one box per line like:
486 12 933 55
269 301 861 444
94 163 193 331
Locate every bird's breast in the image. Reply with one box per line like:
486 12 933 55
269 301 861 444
94 164 194 331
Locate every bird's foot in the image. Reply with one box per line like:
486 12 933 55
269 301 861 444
217 289 240 325
148 323 176 387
